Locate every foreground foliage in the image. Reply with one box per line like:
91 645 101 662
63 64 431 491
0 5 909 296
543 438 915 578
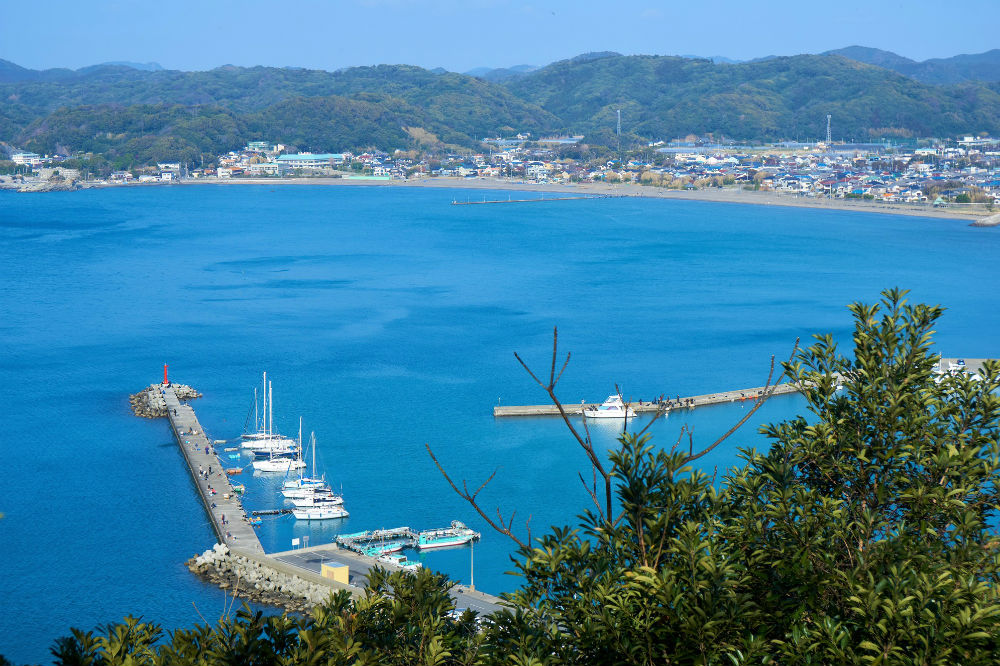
42 290 1000 665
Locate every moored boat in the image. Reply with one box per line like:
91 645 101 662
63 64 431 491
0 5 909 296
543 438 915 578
416 520 480 550
583 394 636 419
378 552 422 572
293 505 349 520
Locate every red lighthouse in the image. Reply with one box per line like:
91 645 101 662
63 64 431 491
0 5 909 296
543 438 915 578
163 363 170 386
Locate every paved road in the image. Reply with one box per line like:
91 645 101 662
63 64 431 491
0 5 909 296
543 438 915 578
273 546 504 616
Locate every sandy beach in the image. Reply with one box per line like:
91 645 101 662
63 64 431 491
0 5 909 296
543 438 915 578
178 176 994 222
4 174 994 222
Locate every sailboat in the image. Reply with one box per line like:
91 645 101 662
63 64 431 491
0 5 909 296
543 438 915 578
281 432 333 498
251 398 305 473
291 431 348 520
241 372 298 451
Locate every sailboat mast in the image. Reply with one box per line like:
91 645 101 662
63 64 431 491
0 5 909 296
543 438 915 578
262 371 268 435
268 381 273 438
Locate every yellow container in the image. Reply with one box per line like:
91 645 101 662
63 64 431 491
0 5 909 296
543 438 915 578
321 562 349 585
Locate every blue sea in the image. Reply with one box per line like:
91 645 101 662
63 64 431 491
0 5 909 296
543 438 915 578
1 184 997 663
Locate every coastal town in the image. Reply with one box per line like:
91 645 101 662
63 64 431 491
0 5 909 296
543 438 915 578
2 134 1000 212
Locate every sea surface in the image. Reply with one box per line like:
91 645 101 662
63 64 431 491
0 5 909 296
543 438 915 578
1 184 997 663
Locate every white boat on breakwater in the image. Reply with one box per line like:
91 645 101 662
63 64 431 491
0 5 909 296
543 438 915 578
583 395 636 419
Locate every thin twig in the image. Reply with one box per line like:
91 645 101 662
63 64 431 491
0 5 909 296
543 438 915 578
426 444 527 548
682 339 799 464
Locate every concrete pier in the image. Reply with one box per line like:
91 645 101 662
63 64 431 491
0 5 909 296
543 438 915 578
163 385 264 554
157 381 505 612
494 381 801 417
495 358 994 417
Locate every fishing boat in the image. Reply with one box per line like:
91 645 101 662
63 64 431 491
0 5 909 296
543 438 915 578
363 541 407 556
416 521 480 550
583 395 636 419
378 552 422 572
292 505 349 520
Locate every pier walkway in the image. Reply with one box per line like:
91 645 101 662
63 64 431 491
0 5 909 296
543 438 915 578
163 386 264 554
494 358 993 417
494 381 801 417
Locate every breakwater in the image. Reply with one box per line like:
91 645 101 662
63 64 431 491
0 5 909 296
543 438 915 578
187 544 346 613
130 383 201 418
134 378 504 616
451 195 607 205
494 381 801 417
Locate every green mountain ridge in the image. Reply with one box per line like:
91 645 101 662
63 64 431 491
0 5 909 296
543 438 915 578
824 46 1000 84
2 51 999 166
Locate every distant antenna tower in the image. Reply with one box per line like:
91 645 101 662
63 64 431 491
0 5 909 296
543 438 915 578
826 115 832 144
617 109 622 158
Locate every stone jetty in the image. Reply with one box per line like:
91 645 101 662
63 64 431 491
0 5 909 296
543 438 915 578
130 383 201 418
133 375 504 616
187 544 342 614
970 213 1000 227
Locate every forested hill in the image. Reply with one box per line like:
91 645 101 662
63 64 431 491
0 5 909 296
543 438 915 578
2 52 1000 166
823 46 1000 85
505 53 1000 142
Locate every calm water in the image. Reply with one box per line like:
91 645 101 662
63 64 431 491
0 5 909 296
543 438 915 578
1 185 997 663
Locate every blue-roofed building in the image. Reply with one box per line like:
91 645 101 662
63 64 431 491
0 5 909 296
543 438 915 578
275 153 347 168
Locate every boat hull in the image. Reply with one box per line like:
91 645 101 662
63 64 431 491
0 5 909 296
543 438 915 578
293 507 349 520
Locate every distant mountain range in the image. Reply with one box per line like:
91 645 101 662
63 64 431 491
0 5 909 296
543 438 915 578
822 46 1000 85
1 47 998 168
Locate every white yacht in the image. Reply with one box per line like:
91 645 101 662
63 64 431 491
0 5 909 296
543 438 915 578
289 492 344 508
292 505 349 520
252 456 306 473
240 374 298 451
583 395 636 419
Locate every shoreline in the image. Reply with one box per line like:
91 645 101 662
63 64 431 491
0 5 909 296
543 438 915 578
176 176 996 222
3 175 992 222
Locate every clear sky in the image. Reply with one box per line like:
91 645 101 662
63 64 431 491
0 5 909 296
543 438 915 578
2 0 996 72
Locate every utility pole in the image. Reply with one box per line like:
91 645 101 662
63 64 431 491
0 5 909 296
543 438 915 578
469 539 475 591
617 109 622 162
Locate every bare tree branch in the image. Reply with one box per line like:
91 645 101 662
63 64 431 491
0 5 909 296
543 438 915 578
682 338 799 464
425 444 527 549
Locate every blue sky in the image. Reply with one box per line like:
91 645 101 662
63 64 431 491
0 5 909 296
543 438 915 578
2 0 996 72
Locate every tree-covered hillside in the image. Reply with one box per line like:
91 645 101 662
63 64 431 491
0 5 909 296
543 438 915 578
2 52 1000 163
505 53 1000 142
825 46 1000 85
